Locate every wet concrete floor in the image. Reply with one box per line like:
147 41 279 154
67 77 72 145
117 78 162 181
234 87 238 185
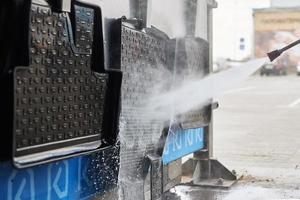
214 76 300 188
164 76 300 199
164 185 300 200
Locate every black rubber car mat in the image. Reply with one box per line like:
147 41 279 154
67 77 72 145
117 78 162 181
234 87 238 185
11 1 114 168
109 18 171 199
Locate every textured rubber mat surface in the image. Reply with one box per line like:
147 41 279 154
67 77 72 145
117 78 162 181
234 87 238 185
13 3 108 160
119 22 169 177
116 20 171 199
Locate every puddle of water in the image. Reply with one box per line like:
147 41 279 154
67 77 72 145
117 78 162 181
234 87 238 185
165 185 300 200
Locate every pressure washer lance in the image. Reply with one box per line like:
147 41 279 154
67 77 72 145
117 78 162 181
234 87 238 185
268 39 300 62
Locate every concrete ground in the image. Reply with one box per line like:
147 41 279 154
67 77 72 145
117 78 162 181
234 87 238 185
214 75 300 188
166 75 300 199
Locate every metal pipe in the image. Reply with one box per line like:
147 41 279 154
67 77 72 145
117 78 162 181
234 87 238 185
184 0 198 36
129 0 151 28
46 0 71 12
60 0 71 12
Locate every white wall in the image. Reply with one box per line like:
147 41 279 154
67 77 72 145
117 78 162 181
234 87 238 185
213 0 270 61
271 0 300 8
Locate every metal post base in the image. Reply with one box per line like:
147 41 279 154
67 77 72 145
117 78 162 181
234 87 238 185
184 158 238 189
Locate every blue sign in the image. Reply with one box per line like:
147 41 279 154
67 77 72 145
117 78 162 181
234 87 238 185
0 147 119 200
162 124 204 164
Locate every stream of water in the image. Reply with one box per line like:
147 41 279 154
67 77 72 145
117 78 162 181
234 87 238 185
146 58 268 121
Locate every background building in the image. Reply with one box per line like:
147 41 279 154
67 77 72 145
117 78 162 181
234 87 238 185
254 7 300 72
271 0 300 8
213 0 300 64
213 0 270 62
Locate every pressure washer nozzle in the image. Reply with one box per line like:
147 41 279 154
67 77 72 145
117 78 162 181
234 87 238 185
267 38 300 62
267 50 282 62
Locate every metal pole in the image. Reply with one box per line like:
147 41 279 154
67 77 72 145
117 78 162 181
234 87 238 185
129 0 151 28
61 0 71 12
207 0 217 159
192 0 217 181
184 0 198 37
49 0 71 12
195 0 208 40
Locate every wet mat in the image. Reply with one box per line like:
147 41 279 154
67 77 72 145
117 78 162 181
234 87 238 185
13 1 109 167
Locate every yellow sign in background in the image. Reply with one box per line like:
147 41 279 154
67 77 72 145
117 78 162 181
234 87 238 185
254 11 300 32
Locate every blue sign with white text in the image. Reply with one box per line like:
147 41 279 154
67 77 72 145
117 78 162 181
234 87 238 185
162 125 204 164
0 147 119 200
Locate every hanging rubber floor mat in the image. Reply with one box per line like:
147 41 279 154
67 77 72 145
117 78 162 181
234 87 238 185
109 18 172 199
10 0 115 168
